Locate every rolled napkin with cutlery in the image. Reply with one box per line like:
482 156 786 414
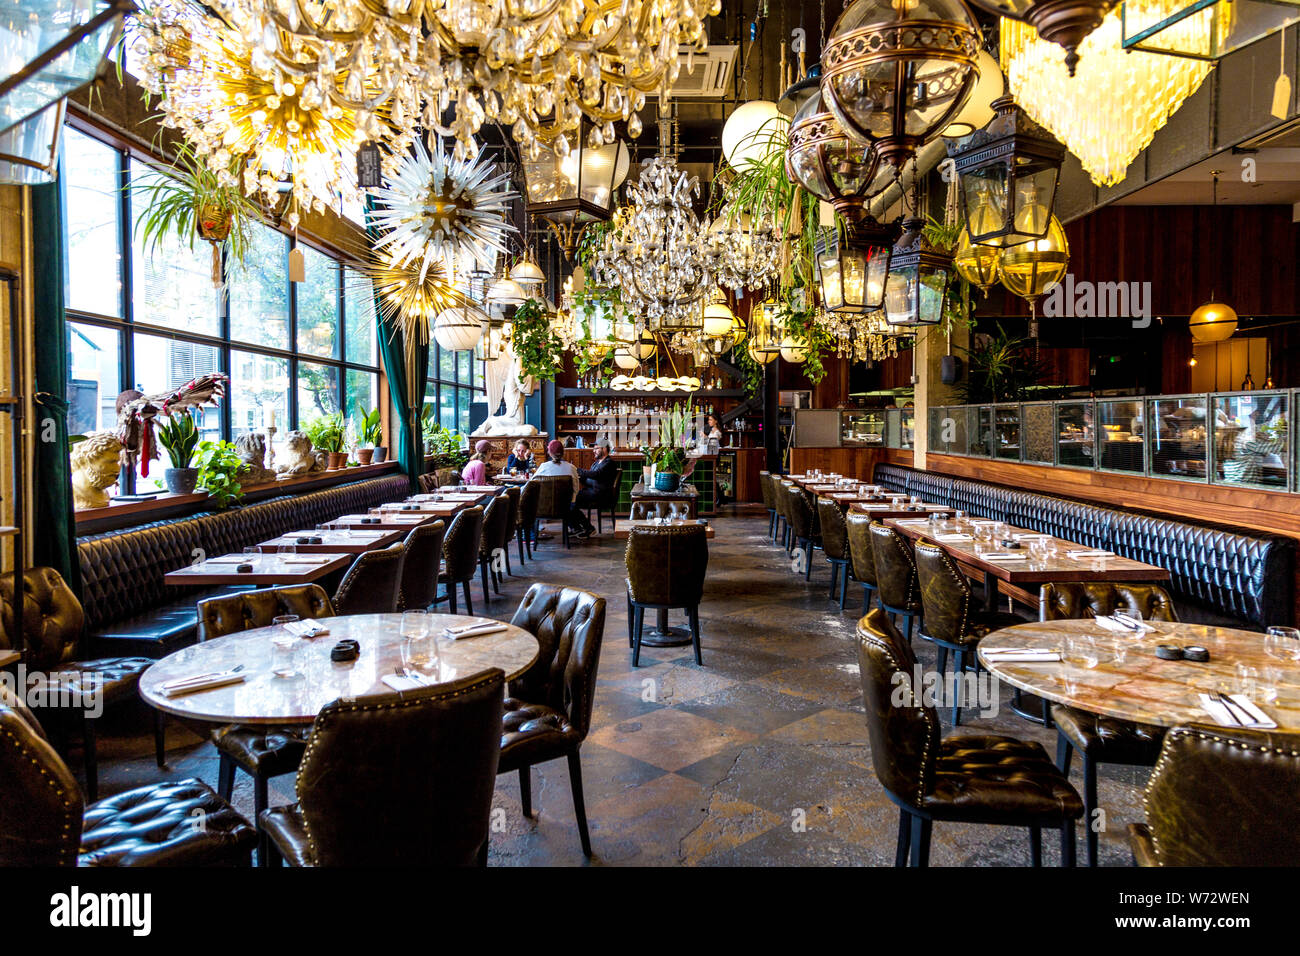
981 647 1062 663
159 670 246 697
443 621 508 640
896 519 930 525
1110 611 1154 633
283 619 329 638
1066 549 1114 559
281 556 331 565
982 552 1029 562
1198 692 1277 729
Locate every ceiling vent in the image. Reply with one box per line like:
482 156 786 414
666 44 737 98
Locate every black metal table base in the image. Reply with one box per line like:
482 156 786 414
640 609 694 647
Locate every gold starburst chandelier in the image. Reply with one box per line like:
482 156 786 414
369 253 467 347
1001 11 1213 186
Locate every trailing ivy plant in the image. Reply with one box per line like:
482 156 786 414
196 439 248 509
735 345 765 398
922 215 978 342
776 284 833 385
511 298 566 381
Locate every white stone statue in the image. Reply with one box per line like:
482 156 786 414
473 352 539 437
70 432 125 509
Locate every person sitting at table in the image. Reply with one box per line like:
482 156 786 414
533 439 591 537
505 439 535 475
573 438 616 537
461 440 492 486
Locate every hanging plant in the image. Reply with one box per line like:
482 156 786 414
133 141 262 285
511 298 566 381
777 285 833 385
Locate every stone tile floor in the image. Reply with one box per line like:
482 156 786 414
89 508 1147 866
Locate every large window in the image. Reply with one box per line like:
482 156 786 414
63 126 383 497
426 342 484 436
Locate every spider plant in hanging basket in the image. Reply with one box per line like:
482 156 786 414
133 142 261 285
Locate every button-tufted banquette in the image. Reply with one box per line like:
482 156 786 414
871 464 1293 630
77 475 410 657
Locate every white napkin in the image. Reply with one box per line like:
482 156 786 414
982 552 1029 562
392 517 424 523
896 518 930 525
281 556 331 565
1067 549 1114 559
921 504 950 511
935 533 973 542
283 619 329 638
443 622 508 640
208 555 249 564
1092 614 1153 634
160 672 246 697
1016 533 1051 541
1198 693 1277 729
981 648 1061 663
382 673 429 692
858 503 891 509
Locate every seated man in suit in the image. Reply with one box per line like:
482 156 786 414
573 438 618 538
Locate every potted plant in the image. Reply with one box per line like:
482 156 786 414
196 439 248 509
648 401 693 492
304 412 347 469
156 410 201 494
133 142 261 285
353 400 384 464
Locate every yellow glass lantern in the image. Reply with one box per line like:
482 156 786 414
953 227 1002 295
1188 300 1237 342
997 214 1070 308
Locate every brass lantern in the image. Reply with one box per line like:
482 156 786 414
997 213 1069 334
949 95 1065 248
953 227 1001 295
784 88 880 223
884 218 955 328
522 118 629 259
816 222 898 314
748 298 782 361
820 0 982 168
965 0 1119 74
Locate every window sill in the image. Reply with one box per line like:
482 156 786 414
75 461 401 535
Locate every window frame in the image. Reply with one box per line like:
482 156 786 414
426 341 486 437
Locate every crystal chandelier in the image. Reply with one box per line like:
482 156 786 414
590 156 715 331
705 212 782 292
1001 12 1213 186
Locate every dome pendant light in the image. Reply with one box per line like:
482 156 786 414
1189 170 1237 344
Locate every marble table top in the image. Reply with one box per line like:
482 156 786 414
631 482 698 499
978 619 1300 732
164 552 354 586
257 529 403 553
140 613 540 725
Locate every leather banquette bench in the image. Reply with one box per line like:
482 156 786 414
76 474 410 658
871 463 1294 631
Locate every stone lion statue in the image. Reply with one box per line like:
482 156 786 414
70 432 124 509
234 433 276 485
276 430 326 476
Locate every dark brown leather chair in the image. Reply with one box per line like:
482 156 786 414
516 478 540 562
0 567 160 800
332 542 406 615
501 584 607 857
1041 581 1174 867
845 511 880 613
816 497 852 608
759 470 778 541
857 609 1083 867
785 486 819 580
501 485 521 573
532 476 574 549
625 524 709 667
1129 724 1300 866
397 519 446 612
417 472 439 493
0 684 255 866
197 584 337 861
914 541 1023 726
477 494 512 602
259 670 505 866
584 462 622 534
869 522 923 642
434 505 484 614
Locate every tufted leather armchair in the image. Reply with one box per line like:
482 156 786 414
197 584 336 642
1040 581 1175 866
785 486 819 581
0 684 255 867
0 567 161 800
758 470 777 541
516 478 540 562
869 522 923 642
332 542 406 616
417 472 439 493
856 609 1083 867
816 497 853 609
259 670 505 866
477 494 512 603
626 524 709 667
914 542 1023 726
1129 724 1300 866
532 476 575 549
500 584 606 857
397 520 446 612
434 506 484 614
845 512 880 614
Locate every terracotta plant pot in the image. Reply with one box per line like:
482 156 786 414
355 448 374 465
327 451 347 470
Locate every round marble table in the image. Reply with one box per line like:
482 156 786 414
139 614 539 725
978 619 1300 732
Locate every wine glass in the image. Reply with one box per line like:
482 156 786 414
1265 626 1300 662
1068 635 1099 669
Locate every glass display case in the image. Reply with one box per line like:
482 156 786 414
1096 399 1145 473
975 406 995 457
1056 402 1094 467
994 404 1022 460
1150 395 1208 481
841 409 885 446
1213 392 1288 489
1022 403 1055 463
885 406 915 449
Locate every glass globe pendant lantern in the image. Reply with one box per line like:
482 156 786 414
820 0 982 169
883 218 956 328
953 227 1002 295
997 214 1070 335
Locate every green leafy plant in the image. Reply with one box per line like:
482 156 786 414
303 412 345 453
353 400 382 447
156 410 199 469
132 142 261 268
196 439 248 509
953 323 1048 404
922 215 978 340
777 285 833 385
422 418 469 470
639 400 693 474
510 298 566 382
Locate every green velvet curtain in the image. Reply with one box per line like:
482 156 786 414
365 195 428 492
29 181 81 592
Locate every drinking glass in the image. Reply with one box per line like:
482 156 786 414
1235 663 1259 698
671 503 688 521
278 544 296 561
271 615 303 678
1068 636 1100 669
401 610 429 640
1261 666 1282 704
1265 627 1300 662
241 546 260 569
